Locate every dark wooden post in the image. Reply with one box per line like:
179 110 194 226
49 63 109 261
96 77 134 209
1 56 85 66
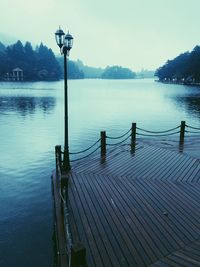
101 131 106 158
60 173 68 217
71 243 87 267
55 145 62 174
131 123 136 153
180 121 186 144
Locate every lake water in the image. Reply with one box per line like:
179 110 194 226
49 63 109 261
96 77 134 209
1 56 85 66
0 79 200 267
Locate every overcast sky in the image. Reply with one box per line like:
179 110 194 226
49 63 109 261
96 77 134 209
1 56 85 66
1 0 200 71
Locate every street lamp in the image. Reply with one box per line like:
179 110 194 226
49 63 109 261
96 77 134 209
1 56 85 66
55 26 74 172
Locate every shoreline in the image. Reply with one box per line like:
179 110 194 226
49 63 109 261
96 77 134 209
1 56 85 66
156 79 200 87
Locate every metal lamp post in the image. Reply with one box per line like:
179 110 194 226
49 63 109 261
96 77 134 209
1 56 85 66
55 26 73 172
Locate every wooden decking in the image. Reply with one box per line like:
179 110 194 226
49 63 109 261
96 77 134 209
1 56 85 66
66 142 200 266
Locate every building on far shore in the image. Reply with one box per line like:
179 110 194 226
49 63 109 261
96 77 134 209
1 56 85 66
3 67 24 81
12 68 23 81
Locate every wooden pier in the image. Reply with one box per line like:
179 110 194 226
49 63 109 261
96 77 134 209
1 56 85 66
52 122 200 267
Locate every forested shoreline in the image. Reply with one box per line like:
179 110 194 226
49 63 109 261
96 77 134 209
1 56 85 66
0 41 137 81
0 41 62 81
0 40 154 81
156 45 200 84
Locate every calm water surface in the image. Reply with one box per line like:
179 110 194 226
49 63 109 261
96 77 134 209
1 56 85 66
0 79 200 267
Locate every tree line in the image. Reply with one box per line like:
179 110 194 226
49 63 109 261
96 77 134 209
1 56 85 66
0 40 138 81
155 45 200 83
0 41 62 80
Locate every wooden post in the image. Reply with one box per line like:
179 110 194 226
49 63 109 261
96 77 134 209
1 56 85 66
131 123 136 153
180 121 186 144
101 131 106 158
71 243 86 267
61 174 69 201
55 145 62 174
60 174 68 217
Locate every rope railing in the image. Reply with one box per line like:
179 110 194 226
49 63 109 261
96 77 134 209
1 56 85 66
106 128 131 140
186 130 200 134
54 120 199 267
70 145 101 162
69 138 101 155
136 125 180 134
57 121 199 168
107 133 131 146
136 130 180 137
186 124 200 131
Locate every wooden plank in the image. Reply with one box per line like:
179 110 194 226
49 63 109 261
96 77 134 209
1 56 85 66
66 142 200 267
97 173 173 257
157 181 200 235
51 172 68 267
69 174 102 267
146 180 200 236
190 163 200 183
93 173 160 264
123 145 170 177
74 172 121 267
78 173 130 267
83 173 142 266
132 178 194 243
168 253 200 266
134 148 180 181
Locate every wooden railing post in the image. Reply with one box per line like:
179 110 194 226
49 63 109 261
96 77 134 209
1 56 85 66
131 123 136 153
55 145 62 174
71 243 87 267
61 174 68 196
180 121 186 144
101 131 106 158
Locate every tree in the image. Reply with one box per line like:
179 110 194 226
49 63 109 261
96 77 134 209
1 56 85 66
56 57 84 79
23 42 36 80
68 60 84 79
102 65 136 79
0 42 5 52
155 45 200 83
76 59 104 78
35 43 62 80
0 41 62 81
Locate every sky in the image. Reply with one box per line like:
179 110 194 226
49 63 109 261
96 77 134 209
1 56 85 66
1 0 200 71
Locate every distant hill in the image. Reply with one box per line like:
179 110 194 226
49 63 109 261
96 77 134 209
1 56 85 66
0 38 155 81
136 69 155 78
56 57 84 79
75 60 154 79
102 65 136 79
75 60 104 78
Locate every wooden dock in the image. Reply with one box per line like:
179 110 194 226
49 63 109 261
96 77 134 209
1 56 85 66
52 140 200 267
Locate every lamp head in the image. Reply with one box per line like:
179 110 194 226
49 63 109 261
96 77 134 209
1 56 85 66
64 31 74 51
55 26 65 48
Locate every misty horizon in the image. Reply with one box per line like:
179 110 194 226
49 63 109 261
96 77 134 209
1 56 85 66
1 0 200 71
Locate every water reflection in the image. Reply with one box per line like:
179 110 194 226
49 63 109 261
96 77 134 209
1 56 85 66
173 95 200 118
0 96 56 116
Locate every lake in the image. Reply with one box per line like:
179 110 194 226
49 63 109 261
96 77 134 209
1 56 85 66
0 79 200 267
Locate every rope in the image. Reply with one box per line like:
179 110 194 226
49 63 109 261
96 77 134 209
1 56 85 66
107 134 131 146
136 131 180 137
186 130 200 134
136 125 180 134
106 128 131 140
186 125 200 130
70 146 101 162
69 138 101 155
59 189 66 204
